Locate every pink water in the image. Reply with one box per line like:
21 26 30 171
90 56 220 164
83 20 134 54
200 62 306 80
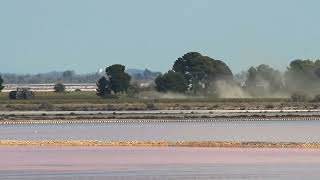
1 147 320 179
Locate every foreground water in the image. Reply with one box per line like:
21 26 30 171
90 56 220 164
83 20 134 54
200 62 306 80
2 120 320 179
1 120 320 142
1 147 320 180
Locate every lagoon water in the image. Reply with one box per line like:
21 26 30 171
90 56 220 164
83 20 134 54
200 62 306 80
1 147 320 180
0 120 320 142
2 120 320 179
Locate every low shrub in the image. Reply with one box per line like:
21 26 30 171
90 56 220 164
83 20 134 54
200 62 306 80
54 83 65 93
265 104 274 109
145 102 157 110
290 92 308 102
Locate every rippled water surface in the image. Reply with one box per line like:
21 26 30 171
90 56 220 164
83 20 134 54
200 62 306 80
2 120 320 179
1 120 320 142
1 147 320 180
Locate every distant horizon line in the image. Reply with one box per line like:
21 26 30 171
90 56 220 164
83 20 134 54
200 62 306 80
0 68 163 75
3 57 320 75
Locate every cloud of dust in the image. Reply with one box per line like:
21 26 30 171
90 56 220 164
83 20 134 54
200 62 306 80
213 80 251 98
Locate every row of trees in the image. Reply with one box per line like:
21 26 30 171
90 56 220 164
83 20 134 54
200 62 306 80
95 52 235 98
153 52 320 97
0 71 102 84
0 69 161 84
2 51 320 99
155 52 280 97
93 52 320 98
242 60 320 96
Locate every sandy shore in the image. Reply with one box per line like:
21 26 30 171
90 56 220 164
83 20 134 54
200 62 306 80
1 140 320 148
2 109 320 125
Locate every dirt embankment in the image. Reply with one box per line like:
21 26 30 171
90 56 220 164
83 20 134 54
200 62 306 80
2 110 320 124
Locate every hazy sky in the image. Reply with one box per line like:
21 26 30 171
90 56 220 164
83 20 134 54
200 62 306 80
1 0 320 74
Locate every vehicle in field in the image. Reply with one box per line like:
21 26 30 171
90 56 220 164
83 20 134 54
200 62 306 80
9 87 35 100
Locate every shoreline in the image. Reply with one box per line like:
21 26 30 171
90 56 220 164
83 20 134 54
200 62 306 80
2 109 320 115
1 140 320 148
1 117 320 125
2 109 320 124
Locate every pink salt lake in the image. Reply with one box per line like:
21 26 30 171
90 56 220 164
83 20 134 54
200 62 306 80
1 147 320 179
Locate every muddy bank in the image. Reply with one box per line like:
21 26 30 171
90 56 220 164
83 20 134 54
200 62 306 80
1 100 319 112
1 140 320 148
2 117 320 125
2 110 320 124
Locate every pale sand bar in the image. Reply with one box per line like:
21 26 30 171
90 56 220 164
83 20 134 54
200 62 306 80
1 140 320 148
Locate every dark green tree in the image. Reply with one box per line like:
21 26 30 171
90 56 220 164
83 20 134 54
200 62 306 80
0 75 4 92
0 76 4 92
172 52 233 94
105 64 131 94
96 76 111 97
155 71 188 93
54 83 65 92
